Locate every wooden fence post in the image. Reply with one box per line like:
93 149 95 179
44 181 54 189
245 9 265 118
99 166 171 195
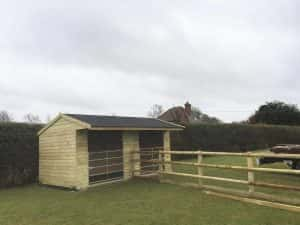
198 151 203 187
158 150 300 212
247 154 255 193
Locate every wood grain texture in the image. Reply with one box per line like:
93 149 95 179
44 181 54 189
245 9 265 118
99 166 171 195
39 117 85 189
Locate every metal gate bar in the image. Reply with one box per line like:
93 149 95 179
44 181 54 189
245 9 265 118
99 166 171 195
88 149 123 184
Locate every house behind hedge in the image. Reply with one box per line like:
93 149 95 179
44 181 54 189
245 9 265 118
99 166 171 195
38 113 183 190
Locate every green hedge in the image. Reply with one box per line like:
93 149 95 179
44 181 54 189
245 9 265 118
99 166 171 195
0 122 43 187
171 123 300 152
2 121 300 186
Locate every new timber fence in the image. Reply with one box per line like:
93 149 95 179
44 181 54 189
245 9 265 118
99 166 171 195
131 149 300 213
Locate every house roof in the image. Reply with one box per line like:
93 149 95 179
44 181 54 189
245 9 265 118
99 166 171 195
158 106 190 125
65 114 184 130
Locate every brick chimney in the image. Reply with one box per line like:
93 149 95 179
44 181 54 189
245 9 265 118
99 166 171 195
184 102 192 117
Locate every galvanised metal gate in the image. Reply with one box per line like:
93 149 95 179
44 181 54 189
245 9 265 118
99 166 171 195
88 149 123 184
139 147 161 175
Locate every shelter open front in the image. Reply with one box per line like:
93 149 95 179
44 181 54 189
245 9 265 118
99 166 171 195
88 131 123 184
139 131 163 174
38 113 183 189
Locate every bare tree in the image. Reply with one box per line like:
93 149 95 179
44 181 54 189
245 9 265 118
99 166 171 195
46 115 52 123
0 110 13 122
23 113 41 123
148 104 164 118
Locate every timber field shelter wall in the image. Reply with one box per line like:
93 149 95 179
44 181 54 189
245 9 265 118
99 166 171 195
39 117 83 189
39 114 172 189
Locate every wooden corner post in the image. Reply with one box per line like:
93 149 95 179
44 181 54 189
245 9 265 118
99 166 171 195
247 153 255 193
163 131 172 172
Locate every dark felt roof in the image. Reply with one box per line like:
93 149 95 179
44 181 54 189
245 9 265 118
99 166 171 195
65 114 184 129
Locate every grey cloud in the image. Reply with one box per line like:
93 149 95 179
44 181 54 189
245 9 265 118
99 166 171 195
0 0 300 122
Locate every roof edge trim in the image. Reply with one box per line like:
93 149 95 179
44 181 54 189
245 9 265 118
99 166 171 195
37 113 91 136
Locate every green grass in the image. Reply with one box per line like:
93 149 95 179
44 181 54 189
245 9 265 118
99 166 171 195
1 154 300 225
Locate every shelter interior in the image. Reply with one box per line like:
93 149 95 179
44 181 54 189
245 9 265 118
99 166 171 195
88 130 163 184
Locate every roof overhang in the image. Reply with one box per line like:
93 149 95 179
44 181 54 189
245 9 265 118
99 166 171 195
87 127 184 131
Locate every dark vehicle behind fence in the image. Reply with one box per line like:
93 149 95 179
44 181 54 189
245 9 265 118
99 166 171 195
258 144 300 169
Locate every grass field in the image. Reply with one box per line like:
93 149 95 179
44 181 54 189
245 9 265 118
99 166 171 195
1 155 300 225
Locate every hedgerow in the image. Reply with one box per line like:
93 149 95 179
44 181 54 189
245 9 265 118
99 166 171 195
0 122 43 187
171 123 300 152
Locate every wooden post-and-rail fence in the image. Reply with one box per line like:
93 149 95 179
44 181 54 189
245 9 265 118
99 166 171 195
131 150 300 213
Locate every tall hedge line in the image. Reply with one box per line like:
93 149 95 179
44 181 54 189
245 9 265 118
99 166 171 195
0 122 43 187
171 123 300 152
2 121 300 187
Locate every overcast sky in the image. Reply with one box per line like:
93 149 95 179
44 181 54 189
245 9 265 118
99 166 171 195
1 0 299 122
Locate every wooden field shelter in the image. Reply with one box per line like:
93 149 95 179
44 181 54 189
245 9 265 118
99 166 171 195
38 113 183 190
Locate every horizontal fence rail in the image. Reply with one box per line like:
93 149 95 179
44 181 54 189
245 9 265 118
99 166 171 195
130 149 300 213
159 150 300 159
137 159 300 175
